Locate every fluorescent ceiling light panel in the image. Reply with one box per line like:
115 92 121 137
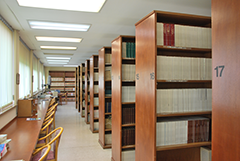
48 62 68 64
29 21 90 31
47 60 69 62
46 57 71 60
17 0 106 12
63 65 78 67
40 46 77 50
36 36 82 43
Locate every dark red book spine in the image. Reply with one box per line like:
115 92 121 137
188 120 193 143
164 23 167 46
170 24 175 46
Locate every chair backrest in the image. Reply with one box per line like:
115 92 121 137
38 144 51 161
41 118 54 141
48 127 64 161
46 103 58 115
43 111 55 125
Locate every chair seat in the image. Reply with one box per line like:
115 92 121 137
31 150 54 161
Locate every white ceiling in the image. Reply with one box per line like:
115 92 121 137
0 0 211 66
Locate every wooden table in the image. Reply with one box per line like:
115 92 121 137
0 99 49 161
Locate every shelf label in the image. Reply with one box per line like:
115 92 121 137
214 65 225 77
136 73 139 80
150 72 155 80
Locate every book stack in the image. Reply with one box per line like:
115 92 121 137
157 23 212 48
105 54 112 64
122 150 135 161
94 85 99 93
105 102 112 113
105 134 112 145
122 86 135 102
65 78 75 81
94 73 99 81
157 56 212 80
0 134 11 159
122 127 135 146
156 116 210 146
122 107 135 124
105 86 111 97
122 42 136 59
51 82 64 86
94 110 99 118
156 88 212 114
65 83 75 86
122 65 135 81
105 66 112 80
94 97 99 106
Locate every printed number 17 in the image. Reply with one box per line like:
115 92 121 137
214 65 225 77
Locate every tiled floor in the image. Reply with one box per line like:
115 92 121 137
55 102 112 161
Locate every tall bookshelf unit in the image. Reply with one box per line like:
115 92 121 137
75 66 80 111
112 36 136 161
98 47 112 149
49 71 76 102
212 0 240 160
90 55 99 133
85 60 90 124
135 11 212 161
80 63 85 117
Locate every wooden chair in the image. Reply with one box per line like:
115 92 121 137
45 103 58 129
31 144 51 161
42 110 56 131
59 92 67 105
38 118 54 147
34 127 64 161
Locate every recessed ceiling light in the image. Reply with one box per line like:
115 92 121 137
17 0 106 13
47 60 70 62
48 62 68 64
29 21 90 31
46 57 71 60
63 65 78 67
36 36 82 43
41 46 77 50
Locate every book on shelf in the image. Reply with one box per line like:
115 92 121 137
122 65 135 81
94 122 99 131
156 116 210 146
82 67 85 71
94 110 99 118
122 127 135 146
94 73 99 81
51 83 64 86
122 86 135 103
122 42 136 59
105 102 112 113
122 106 135 124
157 23 212 48
122 150 135 161
105 134 112 145
105 66 112 80
94 85 99 93
105 54 112 64
157 56 212 81
94 97 99 106
65 78 75 81
156 88 212 114
105 116 112 129
51 77 63 81
105 86 111 97
200 147 212 161
82 109 85 116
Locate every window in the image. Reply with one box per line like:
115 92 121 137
39 63 43 90
0 20 13 110
19 40 30 98
33 55 38 92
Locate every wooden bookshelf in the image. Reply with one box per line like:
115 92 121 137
75 66 80 111
135 11 212 161
212 0 240 160
80 63 85 117
85 60 90 124
98 47 112 149
49 71 76 102
90 55 99 133
112 35 136 161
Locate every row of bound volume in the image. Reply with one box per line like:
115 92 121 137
157 23 211 49
122 86 135 103
105 54 112 64
122 106 135 124
105 102 112 113
122 42 136 59
122 127 135 146
157 56 212 80
156 88 212 114
156 116 210 146
122 65 135 81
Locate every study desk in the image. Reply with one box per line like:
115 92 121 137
0 99 49 161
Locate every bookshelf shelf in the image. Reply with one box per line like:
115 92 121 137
50 71 75 102
122 123 135 127
156 142 211 152
99 47 112 149
90 55 99 133
112 36 136 161
135 10 212 161
156 111 212 118
85 60 90 124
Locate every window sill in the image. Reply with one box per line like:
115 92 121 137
0 104 16 116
